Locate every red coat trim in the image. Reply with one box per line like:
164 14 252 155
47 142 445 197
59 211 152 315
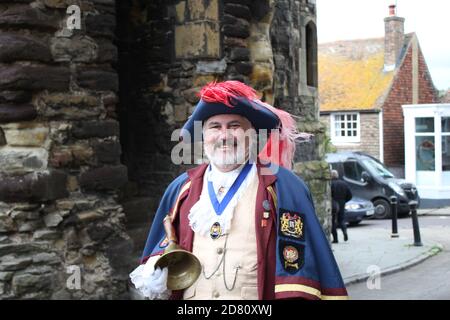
274 276 348 298
255 164 277 299
276 275 321 290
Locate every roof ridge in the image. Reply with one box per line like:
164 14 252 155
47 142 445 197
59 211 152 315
319 36 385 46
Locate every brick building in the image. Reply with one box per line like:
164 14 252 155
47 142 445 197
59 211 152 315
319 5 438 175
0 0 329 299
440 89 450 103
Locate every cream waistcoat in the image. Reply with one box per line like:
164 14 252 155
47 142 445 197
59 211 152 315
183 171 259 300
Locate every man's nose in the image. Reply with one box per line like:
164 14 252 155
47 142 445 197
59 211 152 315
217 127 233 140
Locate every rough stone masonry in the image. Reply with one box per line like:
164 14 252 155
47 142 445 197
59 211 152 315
0 0 130 299
0 0 330 299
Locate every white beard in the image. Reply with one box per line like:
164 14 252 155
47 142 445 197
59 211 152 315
204 139 257 166
204 145 246 166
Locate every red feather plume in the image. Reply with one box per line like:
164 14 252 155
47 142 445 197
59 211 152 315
197 81 309 169
198 81 258 107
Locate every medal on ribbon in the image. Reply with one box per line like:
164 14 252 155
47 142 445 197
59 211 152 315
210 222 222 239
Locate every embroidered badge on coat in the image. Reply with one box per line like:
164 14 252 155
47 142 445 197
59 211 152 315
279 241 305 273
283 246 298 263
159 236 170 248
279 209 305 240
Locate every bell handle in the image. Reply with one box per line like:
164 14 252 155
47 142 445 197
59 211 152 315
163 214 178 249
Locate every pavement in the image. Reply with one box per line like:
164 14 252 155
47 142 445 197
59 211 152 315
333 206 449 286
417 206 450 216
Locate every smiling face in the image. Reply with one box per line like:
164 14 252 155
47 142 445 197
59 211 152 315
203 114 255 172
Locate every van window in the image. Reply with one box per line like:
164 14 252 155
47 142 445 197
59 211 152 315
362 158 394 178
343 160 365 182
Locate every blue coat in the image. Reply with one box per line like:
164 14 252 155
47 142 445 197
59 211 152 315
140 163 348 300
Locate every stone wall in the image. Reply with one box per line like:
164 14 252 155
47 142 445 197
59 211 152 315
269 0 331 230
1 0 327 299
0 0 131 299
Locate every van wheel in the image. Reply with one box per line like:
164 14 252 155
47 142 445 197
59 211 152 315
373 199 391 219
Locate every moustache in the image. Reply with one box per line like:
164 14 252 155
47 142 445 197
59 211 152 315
214 139 239 149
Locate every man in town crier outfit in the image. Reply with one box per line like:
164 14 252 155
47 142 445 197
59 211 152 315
130 81 348 300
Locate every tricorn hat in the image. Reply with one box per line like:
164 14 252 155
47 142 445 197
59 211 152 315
180 81 306 169
181 96 279 138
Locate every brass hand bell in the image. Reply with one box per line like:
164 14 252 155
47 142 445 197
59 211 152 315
154 215 201 291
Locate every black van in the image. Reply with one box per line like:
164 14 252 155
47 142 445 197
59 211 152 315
325 152 420 219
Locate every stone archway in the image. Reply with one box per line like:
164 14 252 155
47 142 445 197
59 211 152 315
114 0 196 266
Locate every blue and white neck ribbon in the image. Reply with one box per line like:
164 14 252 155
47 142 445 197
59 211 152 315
207 162 252 215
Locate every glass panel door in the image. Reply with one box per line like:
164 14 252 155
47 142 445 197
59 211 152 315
416 136 435 171
415 117 436 187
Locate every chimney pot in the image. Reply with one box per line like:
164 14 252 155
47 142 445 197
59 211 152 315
389 4 396 16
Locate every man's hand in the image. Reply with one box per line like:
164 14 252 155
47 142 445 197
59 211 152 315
129 255 171 300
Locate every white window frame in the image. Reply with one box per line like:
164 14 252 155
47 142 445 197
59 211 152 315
414 117 436 172
330 112 361 144
441 118 450 173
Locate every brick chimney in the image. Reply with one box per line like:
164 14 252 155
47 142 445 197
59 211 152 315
384 4 405 71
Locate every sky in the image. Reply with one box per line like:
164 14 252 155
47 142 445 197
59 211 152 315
316 0 450 91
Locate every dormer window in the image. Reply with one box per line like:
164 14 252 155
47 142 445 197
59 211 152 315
331 112 360 143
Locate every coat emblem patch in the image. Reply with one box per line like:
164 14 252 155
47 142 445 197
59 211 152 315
283 245 299 263
280 210 304 240
159 236 169 248
279 241 305 273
